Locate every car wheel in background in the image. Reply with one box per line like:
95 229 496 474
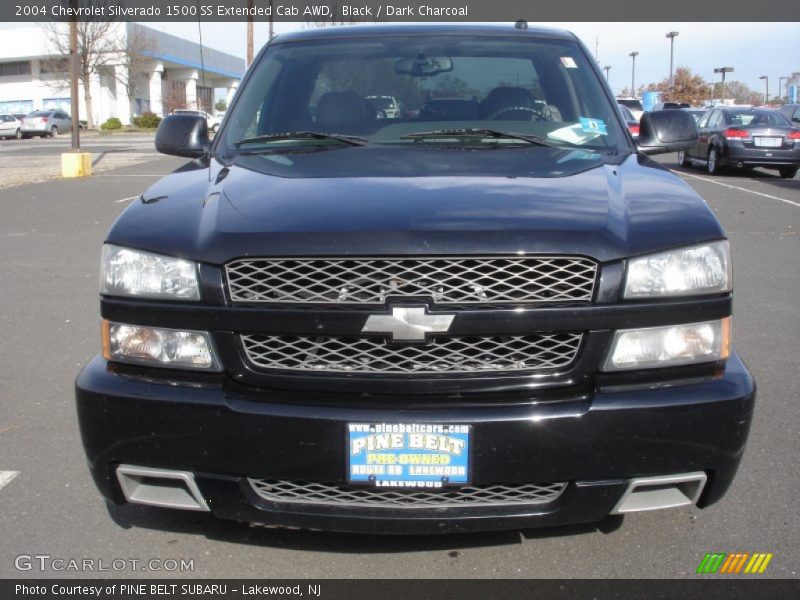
779 167 798 179
677 150 690 167
707 147 720 175
15 129 22 140
49 126 58 138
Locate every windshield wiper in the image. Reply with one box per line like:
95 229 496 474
399 128 562 147
235 131 368 148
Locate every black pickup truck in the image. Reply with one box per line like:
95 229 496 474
76 24 755 534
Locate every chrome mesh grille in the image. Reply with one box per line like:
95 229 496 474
225 256 597 305
240 332 583 374
248 479 567 508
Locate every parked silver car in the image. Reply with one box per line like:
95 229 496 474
20 109 72 138
0 113 23 139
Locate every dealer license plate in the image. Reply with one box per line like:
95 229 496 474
754 137 782 147
347 422 471 488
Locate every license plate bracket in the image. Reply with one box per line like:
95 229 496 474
346 422 471 488
754 137 782 148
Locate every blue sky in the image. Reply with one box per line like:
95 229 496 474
154 21 799 97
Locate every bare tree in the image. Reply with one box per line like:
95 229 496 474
40 19 118 128
113 25 156 115
161 81 188 115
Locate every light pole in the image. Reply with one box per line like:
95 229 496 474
759 75 769 105
69 0 79 151
778 76 788 101
714 67 734 102
629 51 639 96
666 31 679 94
604 65 612 82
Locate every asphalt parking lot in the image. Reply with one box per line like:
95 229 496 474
0 134 162 189
0 150 797 579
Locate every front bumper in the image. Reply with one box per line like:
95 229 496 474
76 352 755 534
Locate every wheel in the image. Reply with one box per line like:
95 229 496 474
49 126 58 138
15 128 21 139
779 167 798 179
707 146 721 175
677 150 690 167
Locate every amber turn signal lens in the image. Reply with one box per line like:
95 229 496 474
101 319 111 360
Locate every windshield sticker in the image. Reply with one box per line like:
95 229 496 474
560 56 578 69
578 117 608 135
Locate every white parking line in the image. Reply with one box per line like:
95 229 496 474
0 471 20 491
115 195 140 203
677 171 800 209
98 174 164 178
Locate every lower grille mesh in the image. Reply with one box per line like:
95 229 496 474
240 332 583 374
248 479 568 508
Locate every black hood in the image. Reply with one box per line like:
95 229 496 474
107 146 724 265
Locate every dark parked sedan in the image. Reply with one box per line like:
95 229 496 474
778 103 800 124
683 108 708 122
679 107 800 178
617 103 639 138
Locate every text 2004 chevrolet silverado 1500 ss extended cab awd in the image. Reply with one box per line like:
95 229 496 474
75 24 755 534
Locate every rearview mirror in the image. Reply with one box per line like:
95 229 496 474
155 114 209 158
394 55 453 77
637 109 698 155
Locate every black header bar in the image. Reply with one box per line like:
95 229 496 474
3 0 795 22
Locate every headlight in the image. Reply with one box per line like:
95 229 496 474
602 318 730 371
102 321 220 371
100 244 200 300
624 241 731 298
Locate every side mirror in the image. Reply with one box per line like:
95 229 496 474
155 114 209 158
637 109 698 155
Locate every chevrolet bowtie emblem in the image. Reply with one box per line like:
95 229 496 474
361 306 455 341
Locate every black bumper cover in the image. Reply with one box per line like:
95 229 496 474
75 352 755 534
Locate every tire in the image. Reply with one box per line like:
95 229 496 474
49 126 58 138
15 128 21 140
677 150 690 167
779 166 799 179
707 146 721 175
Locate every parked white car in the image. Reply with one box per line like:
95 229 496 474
617 97 644 122
171 109 221 132
0 113 23 139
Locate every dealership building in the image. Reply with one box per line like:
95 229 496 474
0 23 244 124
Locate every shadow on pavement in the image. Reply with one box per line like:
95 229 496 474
106 501 623 553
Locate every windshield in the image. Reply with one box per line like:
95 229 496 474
219 34 626 153
727 110 792 128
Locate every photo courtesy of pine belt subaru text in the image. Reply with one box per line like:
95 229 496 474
75 24 756 535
